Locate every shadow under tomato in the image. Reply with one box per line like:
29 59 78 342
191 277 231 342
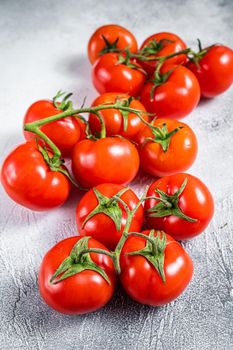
198 96 215 107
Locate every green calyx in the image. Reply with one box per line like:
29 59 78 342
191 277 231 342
150 64 178 99
147 178 198 222
99 35 120 56
144 122 183 152
36 141 86 190
82 187 129 232
53 90 73 111
138 38 174 57
115 96 134 132
116 50 147 75
36 141 63 169
127 230 166 282
50 236 111 285
188 39 209 65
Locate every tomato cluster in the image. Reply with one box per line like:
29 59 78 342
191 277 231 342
1 23 232 315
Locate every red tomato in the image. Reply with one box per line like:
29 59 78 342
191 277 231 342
187 44 233 97
92 53 146 97
145 173 214 240
137 118 198 177
39 236 116 314
76 183 144 250
139 32 187 76
72 137 139 188
89 93 148 142
23 100 86 157
120 230 193 306
88 24 138 64
140 65 200 119
1 141 70 211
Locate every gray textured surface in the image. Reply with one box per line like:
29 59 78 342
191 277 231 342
0 0 233 349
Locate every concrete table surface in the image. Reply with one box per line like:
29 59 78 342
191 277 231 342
0 0 233 349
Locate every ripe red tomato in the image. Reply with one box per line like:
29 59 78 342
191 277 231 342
186 44 233 97
139 32 187 76
72 137 139 188
76 183 144 250
23 100 86 157
88 24 138 64
92 53 146 97
140 65 200 119
137 118 198 177
120 230 193 306
1 141 70 211
89 93 148 142
39 236 116 314
145 173 214 240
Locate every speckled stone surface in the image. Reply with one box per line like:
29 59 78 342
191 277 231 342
0 0 233 349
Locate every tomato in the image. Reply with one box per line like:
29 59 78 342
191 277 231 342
23 100 86 157
140 65 200 119
1 141 70 211
76 183 144 250
120 230 193 306
88 24 138 64
137 118 198 177
187 44 233 97
92 53 146 97
72 137 139 188
139 32 187 76
39 236 116 314
88 93 148 142
145 173 214 240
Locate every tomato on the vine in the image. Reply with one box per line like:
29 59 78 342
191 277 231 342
92 53 146 97
23 98 86 157
1 141 70 211
139 32 187 76
39 236 116 314
140 64 200 119
89 93 148 142
145 173 214 240
72 137 139 188
76 183 144 250
187 44 233 97
137 118 198 177
120 230 193 306
88 24 138 64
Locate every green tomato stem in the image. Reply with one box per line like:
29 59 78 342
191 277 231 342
128 231 156 245
24 103 152 164
26 126 62 162
75 247 114 263
24 104 150 130
92 111 106 138
131 48 191 62
112 193 148 274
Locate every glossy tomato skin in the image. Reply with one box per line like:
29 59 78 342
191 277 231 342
89 93 148 142
39 236 116 314
140 65 201 119
88 24 138 64
145 173 214 240
140 32 187 76
72 137 140 188
23 100 86 157
120 230 193 306
186 45 233 97
92 53 146 97
1 141 70 211
137 118 198 177
76 183 144 250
